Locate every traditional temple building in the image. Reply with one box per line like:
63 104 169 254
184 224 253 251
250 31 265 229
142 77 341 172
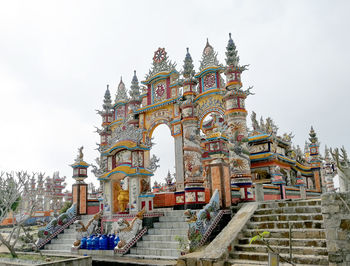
92 34 325 214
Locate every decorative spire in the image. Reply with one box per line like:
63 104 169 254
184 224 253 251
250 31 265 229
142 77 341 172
115 76 129 103
129 70 141 101
103 84 112 110
145 48 177 79
225 33 240 67
183 47 195 78
199 38 221 71
309 126 318 144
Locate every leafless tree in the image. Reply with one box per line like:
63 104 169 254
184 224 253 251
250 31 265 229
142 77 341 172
0 171 41 258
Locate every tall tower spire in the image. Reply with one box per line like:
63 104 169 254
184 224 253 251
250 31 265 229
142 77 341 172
308 126 322 192
129 70 141 101
223 33 253 201
225 33 240 67
103 84 112 110
183 48 195 78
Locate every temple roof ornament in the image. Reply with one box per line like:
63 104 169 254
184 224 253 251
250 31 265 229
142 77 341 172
225 33 240 67
309 126 318 144
103 84 112 110
145 48 177 80
224 33 249 72
182 48 195 79
199 39 222 71
115 77 129 103
129 70 141 101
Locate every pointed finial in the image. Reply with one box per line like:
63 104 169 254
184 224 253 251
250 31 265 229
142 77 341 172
186 47 189 53
229 32 232 39
120 76 123 82
134 70 136 76
206 38 209 46
107 84 109 90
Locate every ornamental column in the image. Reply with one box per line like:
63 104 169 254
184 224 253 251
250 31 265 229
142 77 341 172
224 33 253 201
71 146 89 215
181 48 205 209
308 126 322 192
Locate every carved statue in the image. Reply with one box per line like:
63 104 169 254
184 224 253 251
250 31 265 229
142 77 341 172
330 146 350 191
148 154 160 172
113 208 145 249
76 146 84 162
72 211 101 247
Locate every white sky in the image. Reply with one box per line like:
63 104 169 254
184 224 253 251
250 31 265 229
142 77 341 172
0 0 349 189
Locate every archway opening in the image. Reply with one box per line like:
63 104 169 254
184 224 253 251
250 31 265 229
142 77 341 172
150 124 175 189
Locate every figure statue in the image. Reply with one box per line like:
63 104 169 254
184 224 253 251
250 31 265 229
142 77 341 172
113 208 145 249
76 146 84 162
72 211 102 248
330 146 350 191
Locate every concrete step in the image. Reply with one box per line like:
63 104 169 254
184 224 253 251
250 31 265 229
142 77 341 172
148 228 187 235
125 254 179 260
51 238 76 244
44 243 71 251
242 228 326 239
159 216 186 222
142 234 186 242
56 233 75 240
230 251 328 265
259 199 321 209
254 206 321 215
130 247 180 257
153 222 188 229
41 249 72 255
251 213 323 222
238 237 327 248
247 220 324 230
161 211 186 217
137 241 179 249
235 244 328 256
61 228 75 234
227 259 322 266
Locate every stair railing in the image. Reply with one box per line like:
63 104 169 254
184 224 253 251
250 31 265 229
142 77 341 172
36 203 77 249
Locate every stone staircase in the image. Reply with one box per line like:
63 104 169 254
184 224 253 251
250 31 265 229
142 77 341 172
228 199 329 265
42 214 95 254
126 209 188 260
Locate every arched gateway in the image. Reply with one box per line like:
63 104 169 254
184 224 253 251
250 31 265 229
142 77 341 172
93 34 322 214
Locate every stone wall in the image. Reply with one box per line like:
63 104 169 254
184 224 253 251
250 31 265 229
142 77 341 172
322 192 350 265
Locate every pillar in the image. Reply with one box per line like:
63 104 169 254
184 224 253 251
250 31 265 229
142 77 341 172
181 101 205 209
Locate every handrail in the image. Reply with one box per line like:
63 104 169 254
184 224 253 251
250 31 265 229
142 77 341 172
114 226 148 255
36 203 77 249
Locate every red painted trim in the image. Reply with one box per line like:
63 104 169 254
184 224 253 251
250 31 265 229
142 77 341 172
199 78 202 93
147 85 151 105
216 72 220 88
166 77 171 98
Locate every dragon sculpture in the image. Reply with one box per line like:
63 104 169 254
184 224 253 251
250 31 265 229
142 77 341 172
113 208 145 249
72 211 102 248
184 190 220 250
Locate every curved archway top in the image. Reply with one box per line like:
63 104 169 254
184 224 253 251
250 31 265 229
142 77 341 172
147 119 173 140
198 107 225 129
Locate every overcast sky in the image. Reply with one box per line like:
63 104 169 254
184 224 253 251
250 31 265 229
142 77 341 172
0 0 349 189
